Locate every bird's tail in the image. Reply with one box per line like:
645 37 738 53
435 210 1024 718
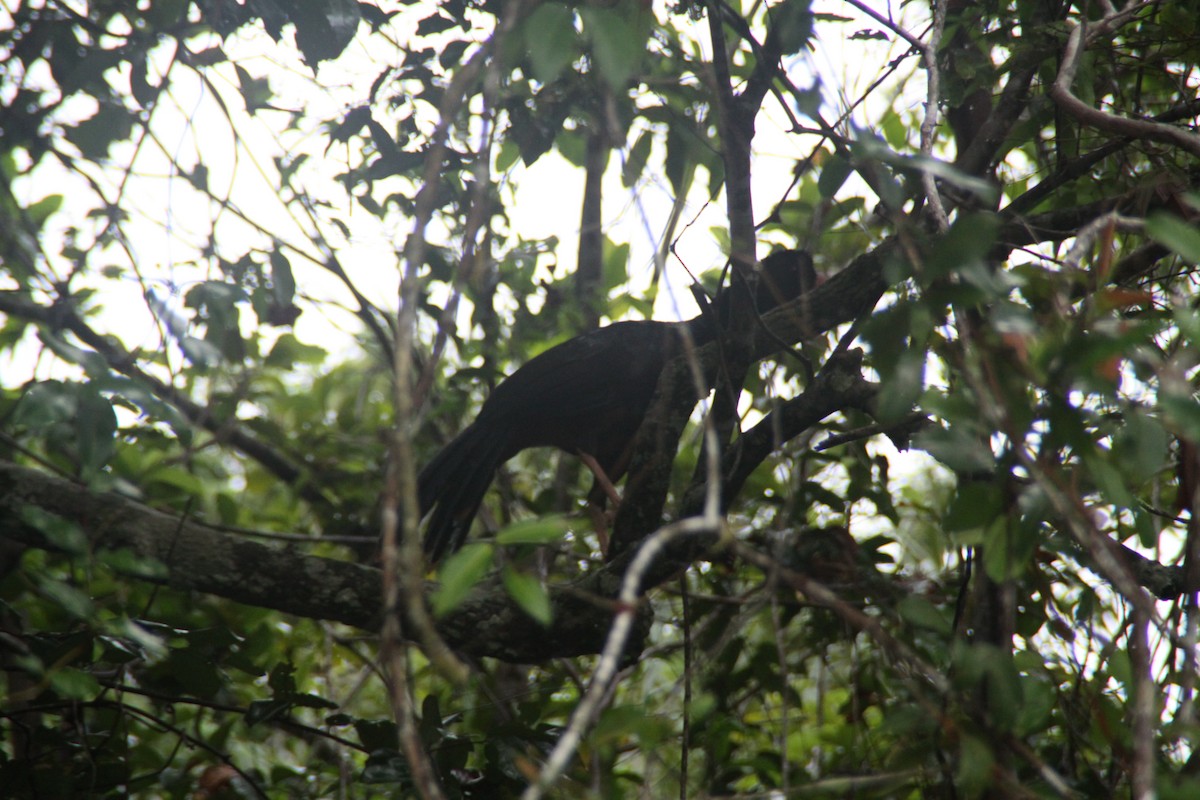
418 422 509 562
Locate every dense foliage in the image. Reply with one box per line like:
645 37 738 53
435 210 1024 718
2 0 1200 797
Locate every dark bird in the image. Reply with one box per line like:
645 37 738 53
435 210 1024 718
418 249 816 561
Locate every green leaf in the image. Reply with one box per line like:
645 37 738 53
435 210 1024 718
15 380 73 427
914 425 995 473
772 0 815 55
665 125 697 197
593 704 670 745
355 719 399 751
622 129 653 188
49 667 101 700
817 154 852 198
265 333 327 368
39 576 96 620
431 544 493 617
415 13 457 36
1146 212 1200 262
268 249 296 307
28 193 64 227
581 5 648 90
494 516 570 546
293 692 339 710
147 466 206 496
267 661 298 695
187 45 228 66
945 482 1003 533
956 734 994 796
525 4 578 85
879 109 910 149
1085 452 1134 508
501 567 553 626
186 281 246 363
65 102 136 160
179 335 224 367
556 128 588 167
1114 410 1169 485
21 506 88 555
76 387 117 477
439 39 470 70
602 239 631 291
97 548 169 580
246 698 291 726
291 0 362 67
897 595 950 635
1014 677 1057 736
877 347 924 422
37 332 108 375
130 56 158 108
983 653 1025 732
362 749 411 784
234 64 272 111
496 138 520 173
983 516 1037 582
1162 391 1200 441
925 213 1002 281
1107 648 1132 686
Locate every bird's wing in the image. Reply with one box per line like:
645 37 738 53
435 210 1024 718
477 320 681 422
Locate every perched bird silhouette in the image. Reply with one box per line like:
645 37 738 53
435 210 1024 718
418 249 816 561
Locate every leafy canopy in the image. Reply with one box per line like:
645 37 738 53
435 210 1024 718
2 1 1200 798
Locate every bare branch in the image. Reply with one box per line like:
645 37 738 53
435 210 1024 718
0 457 645 663
919 0 950 231
1061 213 1144 270
1049 14 1200 159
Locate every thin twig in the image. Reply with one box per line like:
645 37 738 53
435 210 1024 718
522 516 722 800
1129 605 1156 799
1061 213 1144 270
919 0 950 232
383 8 533 800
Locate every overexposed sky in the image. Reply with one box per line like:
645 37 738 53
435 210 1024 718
3 0 927 375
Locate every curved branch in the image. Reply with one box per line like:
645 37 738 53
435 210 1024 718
1003 97 1200 217
1049 15 1200 159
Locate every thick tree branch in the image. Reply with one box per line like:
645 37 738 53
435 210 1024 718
952 58 1040 178
714 349 879 506
609 239 900 557
0 458 644 663
0 459 376 626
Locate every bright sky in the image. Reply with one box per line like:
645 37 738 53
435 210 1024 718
3 0 928 370
1 1 942 549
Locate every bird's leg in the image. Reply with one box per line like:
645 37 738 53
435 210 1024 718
587 496 611 556
578 452 621 556
578 452 622 507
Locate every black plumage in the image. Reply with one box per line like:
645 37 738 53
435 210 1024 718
419 250 816 561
